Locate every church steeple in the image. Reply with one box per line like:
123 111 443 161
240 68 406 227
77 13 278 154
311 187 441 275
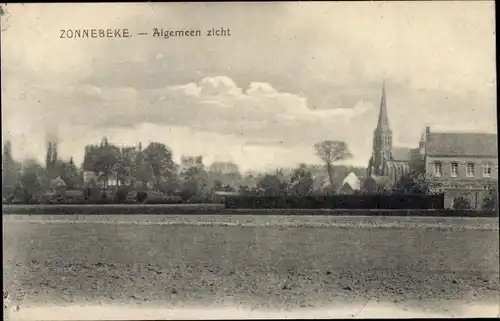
371 83 393 176
376 82 390 132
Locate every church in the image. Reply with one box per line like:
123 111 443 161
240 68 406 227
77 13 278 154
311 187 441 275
366 84 423 189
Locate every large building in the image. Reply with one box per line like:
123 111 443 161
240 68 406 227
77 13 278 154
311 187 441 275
179 156 204 174
366 85 498 209
422 127 497 209
82 139 141 187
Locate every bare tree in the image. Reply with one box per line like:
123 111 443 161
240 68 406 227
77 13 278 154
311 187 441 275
314 140 352 192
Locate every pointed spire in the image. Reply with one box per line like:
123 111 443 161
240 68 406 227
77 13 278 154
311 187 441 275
376 82 390 131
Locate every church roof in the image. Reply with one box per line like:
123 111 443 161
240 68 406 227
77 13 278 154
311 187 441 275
369 174 390 185
426 132 497 157
391 147 412 162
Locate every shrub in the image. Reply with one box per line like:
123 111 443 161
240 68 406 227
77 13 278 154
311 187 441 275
482 185 498 212
114 187 129 203
452 196 472 210
178 188 197 202
136 191 148 203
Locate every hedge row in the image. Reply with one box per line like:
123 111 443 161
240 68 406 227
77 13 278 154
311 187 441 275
2 205 498 217
2 204 224 215
222 208 499 217
225 194 446 210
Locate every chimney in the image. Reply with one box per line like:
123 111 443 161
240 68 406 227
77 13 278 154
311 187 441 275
425 126 430 134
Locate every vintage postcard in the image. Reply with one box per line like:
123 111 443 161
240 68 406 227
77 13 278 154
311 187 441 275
2 2 498 320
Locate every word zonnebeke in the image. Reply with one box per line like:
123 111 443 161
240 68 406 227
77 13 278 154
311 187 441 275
60 28 231 39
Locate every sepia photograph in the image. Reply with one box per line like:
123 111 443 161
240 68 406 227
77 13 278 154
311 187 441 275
2 1 498 319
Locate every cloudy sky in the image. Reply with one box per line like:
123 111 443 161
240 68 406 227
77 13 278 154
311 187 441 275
1 2 496 171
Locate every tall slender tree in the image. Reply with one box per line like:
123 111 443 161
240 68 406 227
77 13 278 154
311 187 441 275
2 140 20 197
314 140 353 192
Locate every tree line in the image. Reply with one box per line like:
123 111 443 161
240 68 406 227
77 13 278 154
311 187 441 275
2 137 497 210
1 138 362 203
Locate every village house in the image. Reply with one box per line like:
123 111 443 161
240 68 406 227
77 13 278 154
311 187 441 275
337 172 362 194
422 127 497 209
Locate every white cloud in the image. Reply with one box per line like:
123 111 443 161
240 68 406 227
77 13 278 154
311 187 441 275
198 76 242 97
165 83 201 97
82 77 370 134
246 82 278 96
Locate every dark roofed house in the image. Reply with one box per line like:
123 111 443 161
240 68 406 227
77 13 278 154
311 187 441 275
422 127 498 209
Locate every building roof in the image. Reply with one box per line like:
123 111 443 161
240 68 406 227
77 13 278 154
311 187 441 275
50 177 67 188
214 191 241 196
391 147 412 162
369 174 390 185
426 132 497 157
338 172 361 192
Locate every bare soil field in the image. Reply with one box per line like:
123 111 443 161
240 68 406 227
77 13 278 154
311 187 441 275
3 215 499 317
4 214 499 230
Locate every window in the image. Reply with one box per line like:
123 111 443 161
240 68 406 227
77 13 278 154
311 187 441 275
434 162 442 177
450 162 458 178
466 163 475 177
483 163 492 177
